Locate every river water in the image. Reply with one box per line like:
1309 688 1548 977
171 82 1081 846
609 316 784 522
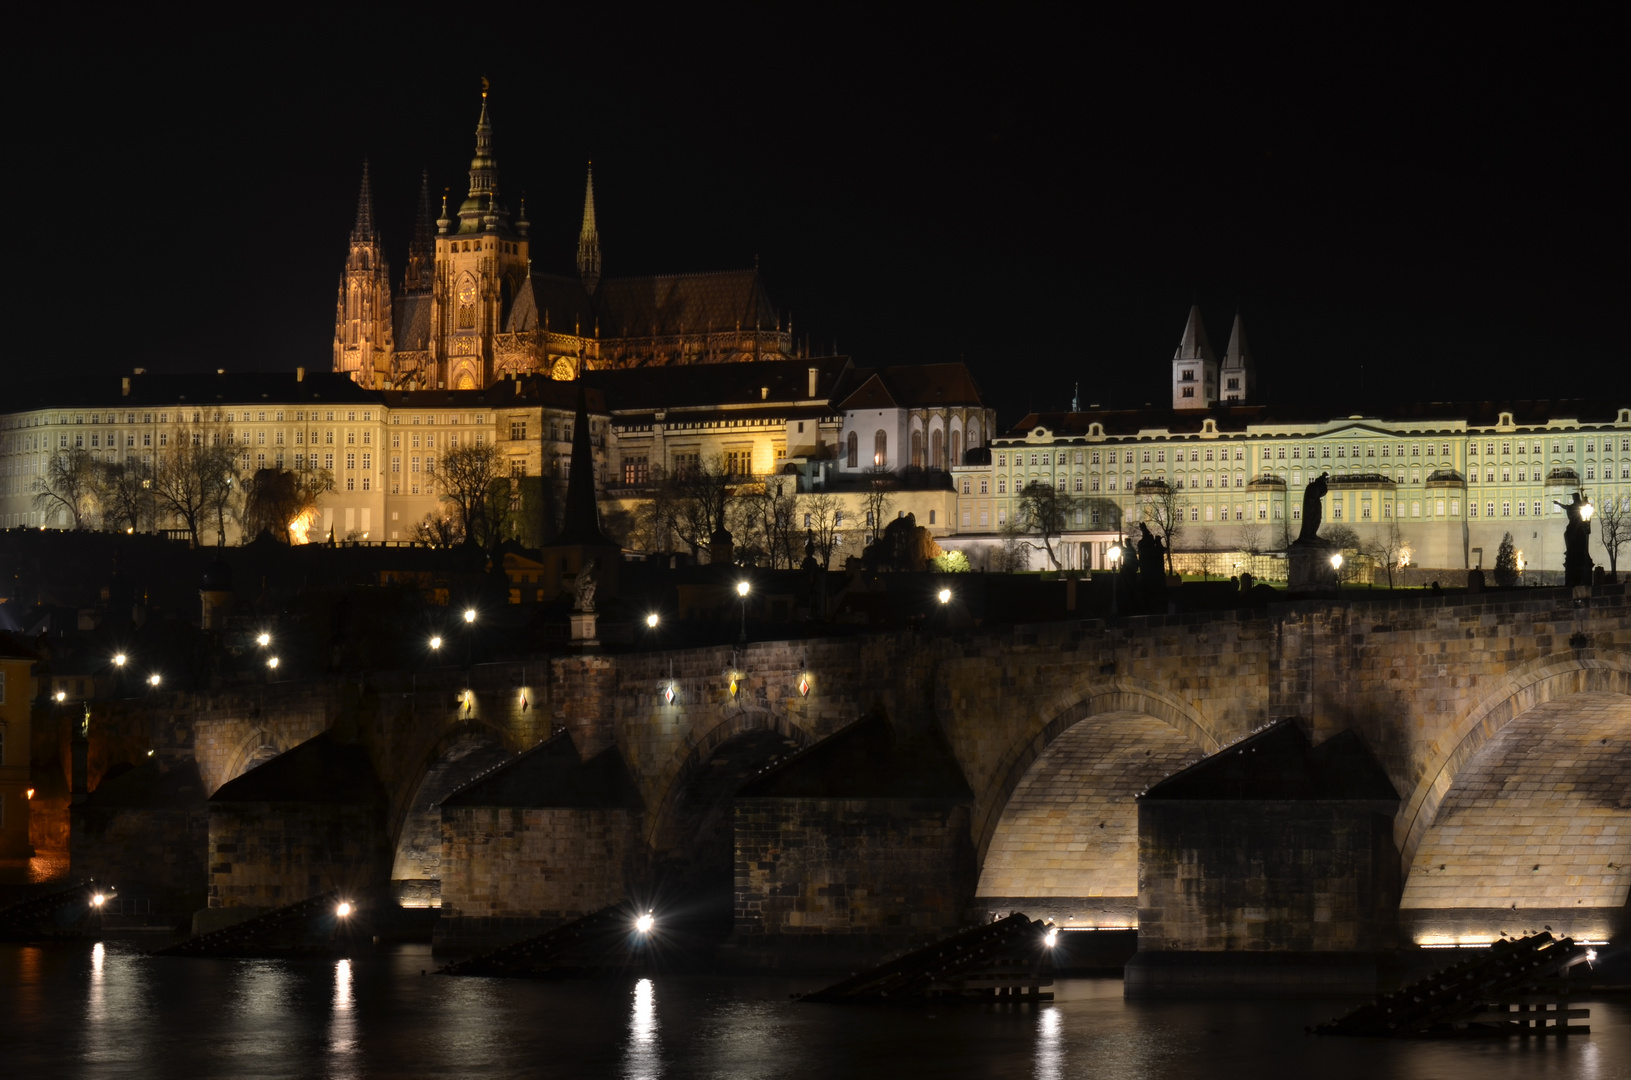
2 941 1627 1079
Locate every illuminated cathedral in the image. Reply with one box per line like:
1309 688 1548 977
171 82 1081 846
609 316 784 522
334 91 795 391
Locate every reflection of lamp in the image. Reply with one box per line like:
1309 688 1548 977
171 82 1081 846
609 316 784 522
1516 551 1526 574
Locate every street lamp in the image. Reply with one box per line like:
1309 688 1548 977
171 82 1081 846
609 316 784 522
1107 543 1122 569
55 690 66 703
736 580 751 643
1580 498 1595 522
636 911 655 934
256 632 271 648
266 656 279 670
646 613 660 629
463 608 477 624
429 635 443 651
336 901 352 918
148 674 161 687
112 653 126 667
938 588 952 604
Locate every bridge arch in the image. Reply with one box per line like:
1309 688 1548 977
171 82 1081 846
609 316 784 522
971 680 1219 926
1396 650 1631 876
645 707 816 855
975 679 1224 866
1398 683 1631 943
218 728 289 793
388 721 523 907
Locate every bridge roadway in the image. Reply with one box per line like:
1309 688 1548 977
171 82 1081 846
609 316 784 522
92 583 1630 946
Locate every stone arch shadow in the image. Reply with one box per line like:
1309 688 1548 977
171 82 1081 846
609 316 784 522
970 681 1220 927
388 720 527 907
644 706 817 856
1396 651 1631 875
217 728 290 795
1395 650 1631 942
974 681 1223 868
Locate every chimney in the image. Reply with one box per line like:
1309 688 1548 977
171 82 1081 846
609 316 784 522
121 377 130 397
133 367 146 375
761 386 769 401
808 367 818 398
515 378 523 396
296 366 305 382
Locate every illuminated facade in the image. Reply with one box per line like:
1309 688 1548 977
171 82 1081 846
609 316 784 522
335 92 797 393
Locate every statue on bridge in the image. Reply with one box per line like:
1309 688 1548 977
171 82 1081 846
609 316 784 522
1137 522 1168 611
1298 472 1330 545
1554 492 1595 587
572 559 599 613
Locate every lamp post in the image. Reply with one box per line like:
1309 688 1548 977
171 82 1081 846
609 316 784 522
736 580 750 644
1107 542 1123 617
462 607 477 668
937 588 952 605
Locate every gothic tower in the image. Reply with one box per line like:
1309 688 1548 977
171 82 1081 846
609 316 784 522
403 170 435 294
430 87 530 390
333 161 394 389
577 164 601 296
1170 304 1217 410
1220 310 1254 403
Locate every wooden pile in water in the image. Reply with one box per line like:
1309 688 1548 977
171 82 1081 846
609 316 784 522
799 913 1054 1003
1315 933 1590 1038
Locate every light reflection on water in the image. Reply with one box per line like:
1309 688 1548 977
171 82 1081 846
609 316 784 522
2 943 1628 1080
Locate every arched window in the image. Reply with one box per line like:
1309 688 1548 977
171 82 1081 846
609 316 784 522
846 430 858 468
931 429 944 471
911 430 924 469
874 430 888 468
967 418 981 449
950 430 962 466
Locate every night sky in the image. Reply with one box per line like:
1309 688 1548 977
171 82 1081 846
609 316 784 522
17 12 1624 427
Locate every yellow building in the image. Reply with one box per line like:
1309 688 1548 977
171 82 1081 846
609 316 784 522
0 635 36 857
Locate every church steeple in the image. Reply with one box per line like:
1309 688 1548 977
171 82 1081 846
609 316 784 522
457 83 506 233
1171 304 1218 410
334 161 393 389
1220 310 1254 403
577 163 602 295
404 169 434 294
351 159 377 242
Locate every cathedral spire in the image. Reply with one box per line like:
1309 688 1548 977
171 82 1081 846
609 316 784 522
1220 310 1254 402
404 169 434 294
351 159 377 241
1222 310 1251 368
577 162 602 295
458 82 505 232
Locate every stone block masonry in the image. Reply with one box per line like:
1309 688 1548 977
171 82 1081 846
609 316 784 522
439 807 636 923
733 798 974 940
208 801 390 910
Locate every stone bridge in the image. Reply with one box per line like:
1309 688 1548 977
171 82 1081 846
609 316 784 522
79 584 1629 950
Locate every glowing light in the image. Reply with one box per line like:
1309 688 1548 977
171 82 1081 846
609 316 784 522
1398 547 1412 568
1044 927 1059 948
288 508 318 545
646 613 659 628
463 608 477 623
736 581 750 597
938 588 952 604
336 901 352 918
256 632 271 647
267 657 279 670
798 675 810 697
1586 948 1598 963
1107 544 1122 565
148 674 161 687
1580 499 1594 521
25 788 34 800
663 684 675 705
146 750 154 756
55 690 66 702
91 892 105 907
113 653 126 667
636 912 655 934
429 636 442 650
1330 552 1344 570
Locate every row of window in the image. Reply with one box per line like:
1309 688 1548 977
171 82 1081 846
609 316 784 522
993 436 1630 469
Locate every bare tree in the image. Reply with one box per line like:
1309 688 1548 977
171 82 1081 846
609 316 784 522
744 475 799 568
860 465 895 546
1321 522 1362 584
33 447 99 529
1596 494 1628 579
413 511 464 547
241 467 329 544
150 421 237 546
799 491 845 570
429 442 505 549
1136 481 1183 574
94 459 153 534
1013 481 1083 571
1194 526 1217 580
1235 520 1264 556
1365 517 1405 588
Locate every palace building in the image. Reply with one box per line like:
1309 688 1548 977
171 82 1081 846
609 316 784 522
944 308 1631 576
334 91 797 393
